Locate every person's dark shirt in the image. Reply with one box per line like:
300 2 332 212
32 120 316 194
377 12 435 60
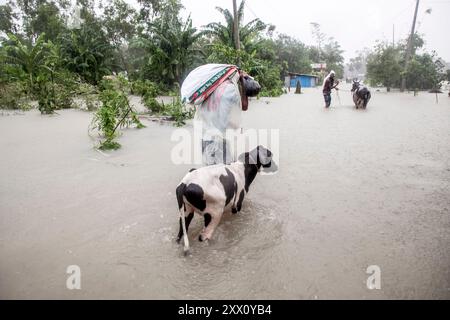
323 77 334 94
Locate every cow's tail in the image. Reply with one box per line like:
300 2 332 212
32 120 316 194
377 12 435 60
176 183 189 254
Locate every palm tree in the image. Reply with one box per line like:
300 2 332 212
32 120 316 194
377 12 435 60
204 0 267 52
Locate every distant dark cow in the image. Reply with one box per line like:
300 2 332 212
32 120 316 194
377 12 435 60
351 80 371 109
175 146 277 254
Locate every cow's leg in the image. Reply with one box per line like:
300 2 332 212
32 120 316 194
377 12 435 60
357 98 363 109
353 94 358 108
203 213 212 228
199 212 222 242
176 211 194 243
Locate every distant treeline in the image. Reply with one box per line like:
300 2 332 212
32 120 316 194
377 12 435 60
0 0 346 105
347 34 449 91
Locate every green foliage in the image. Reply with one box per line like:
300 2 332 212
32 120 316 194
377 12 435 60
103 0 137 46
36 82 57 114
405 53 444 90
253 62 283 97
76 82 99 111
2 33 78 113
35 69 76 114
39 42 77 113
366 35 445 90
366 43 402 89
204 0 267 51
99 140 122 151
271 34 312 75
0 82 29 110
143 96 164 113
0 4 17 35
2 33 51 93
142 94 194 126
259 86 284 98
164 97 195 127
203 0 284 96
207 44 283 97
95 104 120 150
28 1 66 42
59 24 114 85
92 75 145 150
130 0 203 88
321 40 345 78
131 79 160 98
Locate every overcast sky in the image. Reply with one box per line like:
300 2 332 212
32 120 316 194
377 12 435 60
179 0 450 63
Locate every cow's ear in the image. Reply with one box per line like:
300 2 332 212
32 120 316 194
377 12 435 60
238 152 249 163
239 150 259 165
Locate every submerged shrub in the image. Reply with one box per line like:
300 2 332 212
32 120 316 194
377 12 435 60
142 94 194 127
131 79 160 98
76 82 99 111
0 82 27 110
37 83 56 114
165 97 195 127
143 95 164 113
259 87 284 97
91 75 145 150
36 79 74 114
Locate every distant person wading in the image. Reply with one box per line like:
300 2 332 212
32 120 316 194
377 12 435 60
322 70 339 108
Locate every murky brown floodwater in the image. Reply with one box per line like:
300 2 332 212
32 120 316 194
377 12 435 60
1 86 449 299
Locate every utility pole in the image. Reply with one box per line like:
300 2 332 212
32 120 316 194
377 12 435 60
401 0 420 92
392 24 395 47
232 0 241 65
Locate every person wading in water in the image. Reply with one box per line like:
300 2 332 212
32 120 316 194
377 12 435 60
322 70 339 108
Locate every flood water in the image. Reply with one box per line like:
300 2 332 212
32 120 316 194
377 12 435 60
1 86 449 299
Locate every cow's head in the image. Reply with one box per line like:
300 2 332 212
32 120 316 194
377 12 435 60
351 80 360 92
240 72 261 97
238 145 278 174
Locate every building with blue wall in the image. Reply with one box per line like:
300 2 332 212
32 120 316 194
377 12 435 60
288 73 319 88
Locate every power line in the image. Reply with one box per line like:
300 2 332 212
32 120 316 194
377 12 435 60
244 1 260 21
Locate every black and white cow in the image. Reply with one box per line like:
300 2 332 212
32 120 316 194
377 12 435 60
175 146 277 253
351 80 371 109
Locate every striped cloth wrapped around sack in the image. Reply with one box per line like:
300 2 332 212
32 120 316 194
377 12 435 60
181 64 239 105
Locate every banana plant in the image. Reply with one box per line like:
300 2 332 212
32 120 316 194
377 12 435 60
2 33 49 92
130 3 203 88
59 25 114 84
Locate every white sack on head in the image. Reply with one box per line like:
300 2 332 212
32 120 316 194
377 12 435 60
181 64 238 105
